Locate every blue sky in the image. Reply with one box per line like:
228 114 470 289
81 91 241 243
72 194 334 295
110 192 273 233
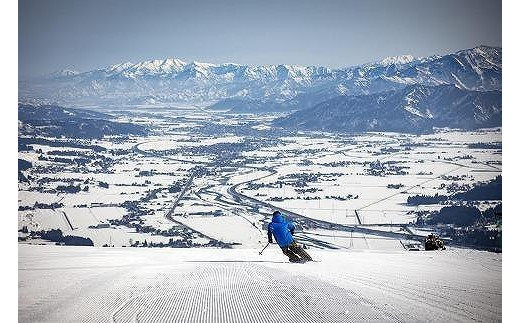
19 0 501 78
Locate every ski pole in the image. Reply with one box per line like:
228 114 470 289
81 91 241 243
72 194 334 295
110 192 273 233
259 242 270 255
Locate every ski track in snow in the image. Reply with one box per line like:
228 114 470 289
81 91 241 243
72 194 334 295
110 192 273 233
19 245 501 323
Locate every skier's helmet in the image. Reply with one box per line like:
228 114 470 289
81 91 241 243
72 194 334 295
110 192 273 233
273 211 281 217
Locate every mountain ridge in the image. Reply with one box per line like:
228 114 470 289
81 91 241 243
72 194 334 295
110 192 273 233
273 83 501 133
20 45 501 107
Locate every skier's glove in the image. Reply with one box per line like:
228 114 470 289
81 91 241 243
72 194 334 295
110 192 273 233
268 238 273 244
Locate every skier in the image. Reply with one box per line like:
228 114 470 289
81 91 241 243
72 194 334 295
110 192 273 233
267 211 313 263
425 234 446 251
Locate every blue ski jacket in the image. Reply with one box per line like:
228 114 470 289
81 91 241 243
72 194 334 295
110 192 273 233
267 213 295 248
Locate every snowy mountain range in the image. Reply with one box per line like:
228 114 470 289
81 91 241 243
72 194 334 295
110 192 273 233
18 45 501 132
273 84 501 133
20 46 501 108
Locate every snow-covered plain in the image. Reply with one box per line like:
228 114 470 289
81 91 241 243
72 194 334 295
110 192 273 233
239 129 501 226
19 244 501 322
18 109 501 249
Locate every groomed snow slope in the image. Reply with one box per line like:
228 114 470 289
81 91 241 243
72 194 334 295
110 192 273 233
19 245 501 322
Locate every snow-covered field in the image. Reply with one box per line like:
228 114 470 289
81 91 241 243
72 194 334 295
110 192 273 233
238 129 501 226
18 110 502 250
19 245 501 322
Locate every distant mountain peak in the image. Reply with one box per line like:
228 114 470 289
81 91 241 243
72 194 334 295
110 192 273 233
104 57 188 76
164 57 187 66
191 61 216 68
468 44 501 51
107 62 134 73
379 55 416 66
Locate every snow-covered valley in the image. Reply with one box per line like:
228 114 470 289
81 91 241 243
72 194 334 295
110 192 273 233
18 105 502 251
